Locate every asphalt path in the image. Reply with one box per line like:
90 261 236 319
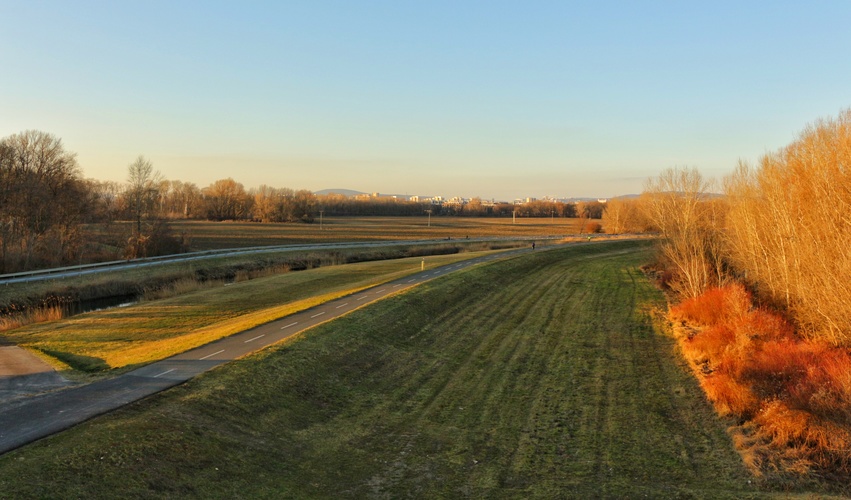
0 246 536 455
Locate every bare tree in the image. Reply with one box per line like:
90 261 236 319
123 156 166 258
643 167 723 298
602 198 636 234
0 130 85 271
202 178 250 221
601 199 623 234
724 110 851 344
125 156 163 235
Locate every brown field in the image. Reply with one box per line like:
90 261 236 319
85 216 595 253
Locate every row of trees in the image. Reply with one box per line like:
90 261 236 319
0 131 91 272
85 170 318 224
0 131 326 271
724 111 851 345
643 109 851 346
0 129 614 273
316 196 605 219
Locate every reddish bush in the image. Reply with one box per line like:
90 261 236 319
584 221 602 234
670 283 851 477
686 324 736 366
739 307 795 342
744 340 823 399
787 348 851 421
671 284 752 328
701 372 759 417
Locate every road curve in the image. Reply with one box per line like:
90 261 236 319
0 246 538 455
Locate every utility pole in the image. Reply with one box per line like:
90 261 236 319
319 209 324 230
513 209 516 224
425 209 432 227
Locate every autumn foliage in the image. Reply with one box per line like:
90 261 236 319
671 284 851 477
725 110 851 345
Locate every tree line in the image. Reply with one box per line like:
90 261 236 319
0 130 610 273
640 109 851 346
0 131 326 272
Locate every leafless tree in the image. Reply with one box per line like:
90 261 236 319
202 178 250 221
643 167 723 298
0 130 85 271
125 156 163 236
724 110 851 344
601 198 649 234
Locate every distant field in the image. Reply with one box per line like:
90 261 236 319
85 216 594 252
0 241 766 498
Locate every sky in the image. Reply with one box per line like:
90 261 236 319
2 1 850 200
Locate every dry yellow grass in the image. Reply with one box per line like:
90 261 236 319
5 251 497 372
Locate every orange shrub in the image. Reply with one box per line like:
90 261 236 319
584 221 602 234
739 307 794 342
788 348 851 421
701 372 759 417
671 284 752 328
752 400 812 450
743 340 824 400
686 324 736 366
671 286 731 326
670 283 851 478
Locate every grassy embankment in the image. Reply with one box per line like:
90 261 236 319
0 240 762 498
0 239 521 321
2 216 612 321
2 251 497 376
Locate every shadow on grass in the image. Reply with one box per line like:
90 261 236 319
40 349 109 373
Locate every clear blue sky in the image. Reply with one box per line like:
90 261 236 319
2 1 850 200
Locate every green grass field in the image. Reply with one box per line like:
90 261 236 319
0 241 763 498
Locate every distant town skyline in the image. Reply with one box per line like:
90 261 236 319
3 2 851 200
313 188 613 204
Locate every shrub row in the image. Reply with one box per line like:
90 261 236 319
670 284 851 478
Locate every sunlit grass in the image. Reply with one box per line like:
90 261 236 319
0 240 764 497
3 252 498 373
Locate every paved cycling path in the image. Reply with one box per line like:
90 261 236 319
0 346 72 403
0 247 536 455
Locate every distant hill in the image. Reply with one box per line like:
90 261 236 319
314 188 365 197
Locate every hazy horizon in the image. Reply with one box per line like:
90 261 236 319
3 1 850 200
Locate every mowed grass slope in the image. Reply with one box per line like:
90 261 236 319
0 241 758 498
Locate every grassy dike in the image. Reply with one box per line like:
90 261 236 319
0 241 760 498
